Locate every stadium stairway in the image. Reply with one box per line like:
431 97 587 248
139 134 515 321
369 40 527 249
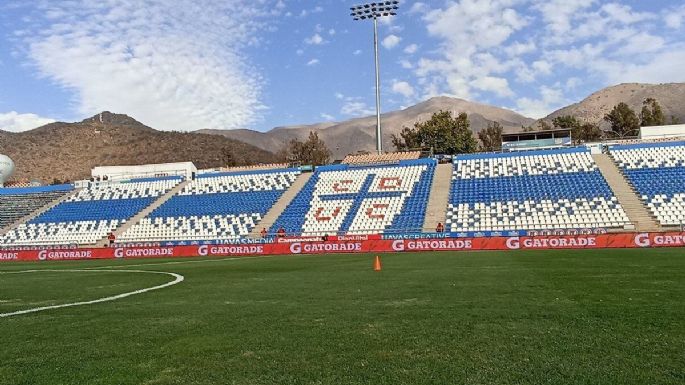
95 179 191 246
593 154 661 232
422 163 453 231
0 188 81 237
248 172 312 237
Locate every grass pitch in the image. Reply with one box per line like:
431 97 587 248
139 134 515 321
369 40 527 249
0 249 684 385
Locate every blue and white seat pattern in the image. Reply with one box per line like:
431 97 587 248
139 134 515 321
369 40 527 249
447 149 630 232
117 170 300 243
0 178 181 246
611 142 685 226
271 160 435 236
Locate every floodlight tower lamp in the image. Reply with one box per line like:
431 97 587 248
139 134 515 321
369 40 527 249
350 1 399 154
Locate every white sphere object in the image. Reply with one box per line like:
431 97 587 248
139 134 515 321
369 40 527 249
0 154 15 184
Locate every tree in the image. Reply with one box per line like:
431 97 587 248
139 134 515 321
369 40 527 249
392 110 477 155
522 120 553 132
640 98 666 127
552 115 579 130
574 123 604 143
280 131 331 166
221 147 236 167
478 122 503 152
671 116 682 125
551 115 603 143
604 103 640 138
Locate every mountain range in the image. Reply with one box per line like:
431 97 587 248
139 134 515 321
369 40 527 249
0 112 276 183
1 82 683 183
200 97 536 159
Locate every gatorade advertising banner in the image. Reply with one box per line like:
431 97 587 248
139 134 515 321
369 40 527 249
1 232 684 262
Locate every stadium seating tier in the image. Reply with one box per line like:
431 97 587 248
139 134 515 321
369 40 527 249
270 159 436 236
446 148 631 232
0 178 181 247
610 142 685 226
117 169 300 243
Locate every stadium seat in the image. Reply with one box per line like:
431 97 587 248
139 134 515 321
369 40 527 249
610 141 685 226
0 185 73 230
269 159 436 236
446 148 631 233
0 177 181 247
117 169 301 243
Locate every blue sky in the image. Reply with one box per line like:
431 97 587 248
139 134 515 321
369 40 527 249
0 0 684 132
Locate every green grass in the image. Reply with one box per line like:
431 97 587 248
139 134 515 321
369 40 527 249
0 249 684 385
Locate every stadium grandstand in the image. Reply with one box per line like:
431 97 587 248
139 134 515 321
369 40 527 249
1 133 685 249
446 148 630 235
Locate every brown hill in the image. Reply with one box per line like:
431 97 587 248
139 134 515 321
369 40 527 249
0 112 276 183
544 83 685 128
200 96 535 159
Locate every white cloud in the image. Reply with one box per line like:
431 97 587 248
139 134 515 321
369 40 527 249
597 49 685 84
404 44 418 54
391 80 415 98
505 41 537 57
328 29 336 35
664 6 685 29
353 49 362 55
320 113 335 121
20 0 278 131
0 111 56 132
470 76 513 98
382 34 402 50
534 0 597 38
409 2 429 14
417 0 528 99
306 58 320 66
305 33 325 45
532 60 552 76
341 101 375 117
565 77 582 90
615 32 664 55
600 3 654 25
516 86 566 118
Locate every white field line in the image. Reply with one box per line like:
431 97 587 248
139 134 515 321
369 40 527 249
0 269 184 318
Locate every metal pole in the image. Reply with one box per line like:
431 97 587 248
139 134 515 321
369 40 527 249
373 17 382 154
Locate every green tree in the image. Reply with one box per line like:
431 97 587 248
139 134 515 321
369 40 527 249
522 120 553 132
670 116 682 125
478 121 503 152
280 131 331 166
392 110 477 155
221 147 236 167
640 98 666 127
552 115 603 143
574 123 604 143
552 115 580 130
604 103 640 138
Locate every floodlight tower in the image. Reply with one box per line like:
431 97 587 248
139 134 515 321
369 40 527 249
350 1 399 154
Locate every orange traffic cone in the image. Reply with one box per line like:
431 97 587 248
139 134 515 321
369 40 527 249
373 255 382 272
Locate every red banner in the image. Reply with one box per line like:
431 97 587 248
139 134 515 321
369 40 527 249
1 232 683 263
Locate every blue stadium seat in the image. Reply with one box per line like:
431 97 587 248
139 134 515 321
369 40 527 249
269 159 436 236
446 148 630 232
0 177 181 246
118 169 301 243
610 141 685 226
